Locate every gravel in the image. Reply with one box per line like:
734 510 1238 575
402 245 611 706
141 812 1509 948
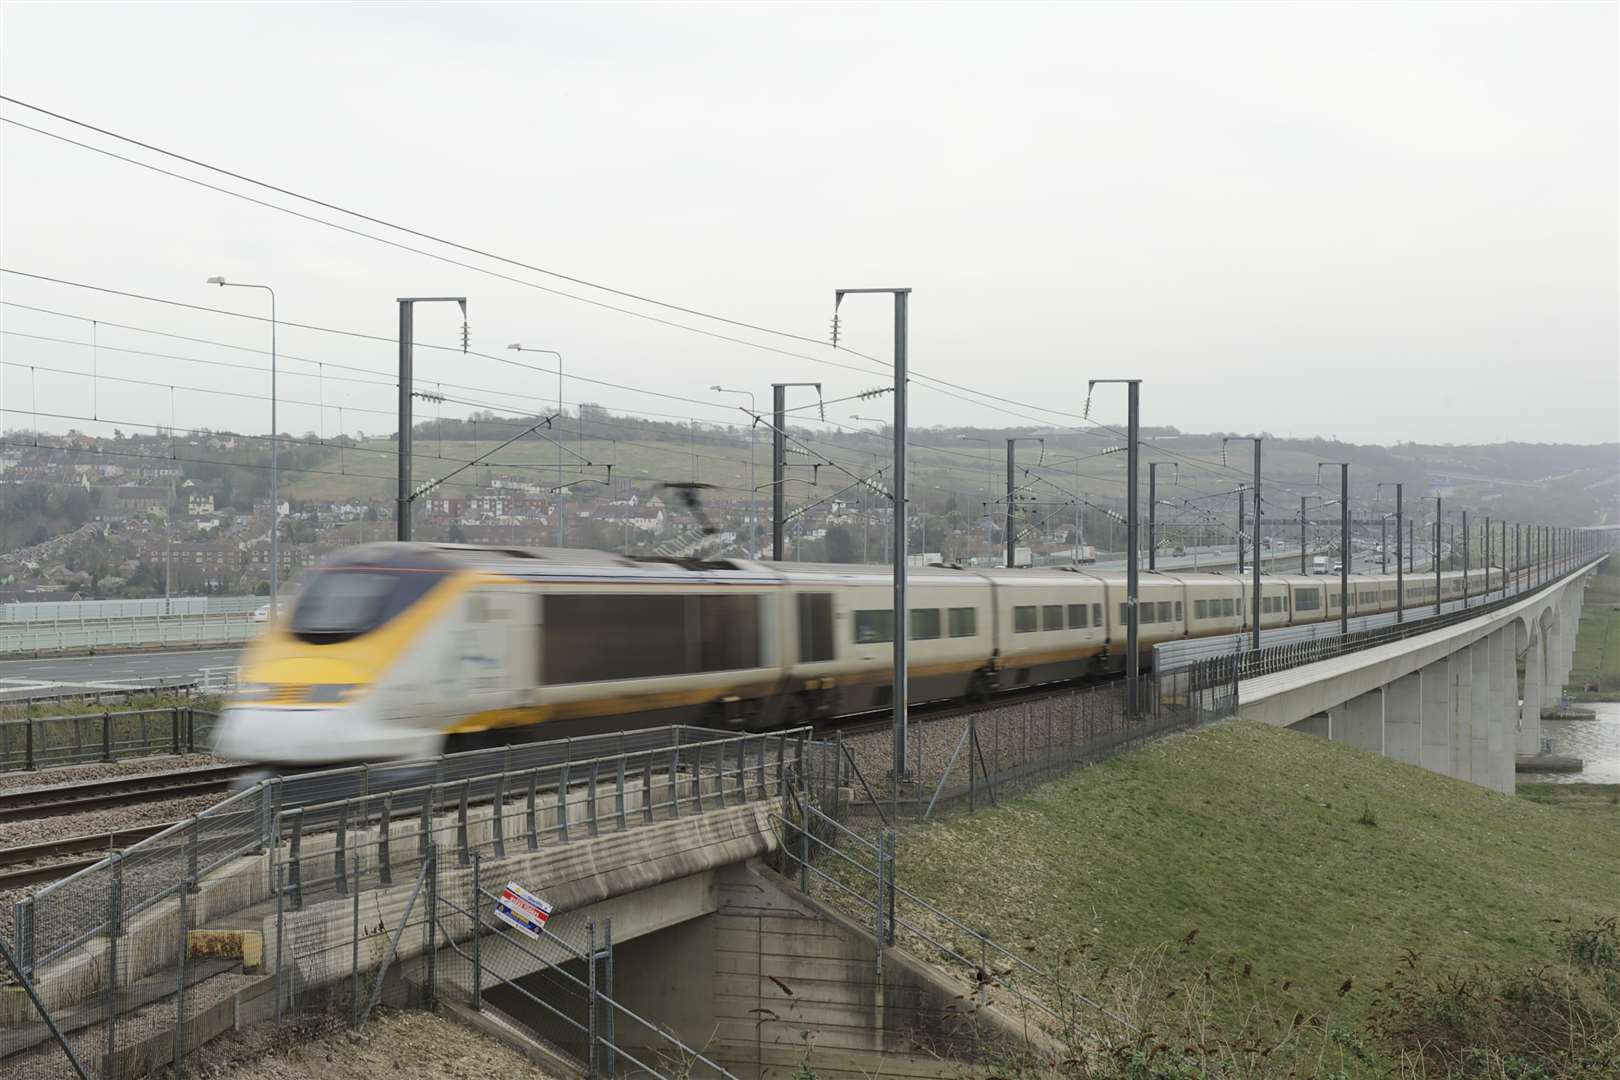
164 1007 558 1080
0 792 226 849
0 753 224 793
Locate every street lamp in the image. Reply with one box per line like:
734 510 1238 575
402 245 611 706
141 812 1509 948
509 344 565 545
207 277 278 618
712 386 758 558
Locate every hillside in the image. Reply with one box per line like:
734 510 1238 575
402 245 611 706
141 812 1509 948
885 720 1619 1075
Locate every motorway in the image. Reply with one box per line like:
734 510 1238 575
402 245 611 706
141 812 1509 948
0 647 240 701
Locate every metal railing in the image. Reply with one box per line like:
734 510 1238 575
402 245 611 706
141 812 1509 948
14 725 825 978
1161 555 1605 698
0 706 214 772
0 616 260 654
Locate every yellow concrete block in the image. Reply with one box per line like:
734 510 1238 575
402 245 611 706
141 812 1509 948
186 929 264 973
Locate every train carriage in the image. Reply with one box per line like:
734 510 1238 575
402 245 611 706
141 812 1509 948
215 541 1539 766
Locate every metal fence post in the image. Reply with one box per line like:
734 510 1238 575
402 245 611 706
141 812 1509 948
492 773 507 858
378 794 394 886
558 763 571 842
587 920 598 1080
424 847 438 1009
350 855 361 1029
419 787 434 860
173 877 188 1080
336 802 350 894
171 705 180 755
588 761 600 837
884 828 897 947
25 717 35 771
104 856 123 1079
274 862 285 1025
603 918 615 1079
185 820 200 890
101 711 113 763
642 756 654 824
799 803 810 894
472 853 483 1011
526 771 540 851
288 811 304 909
873 831 885 982
457 780 471 866
615 756 627 830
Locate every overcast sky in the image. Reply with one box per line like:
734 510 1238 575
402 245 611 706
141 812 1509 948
1 1 1615 451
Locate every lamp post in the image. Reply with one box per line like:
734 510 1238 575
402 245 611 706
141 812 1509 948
508 344 564 545
206 277 278 617
712 386 758 557
1224 437 1262 650
1088 380 1142 716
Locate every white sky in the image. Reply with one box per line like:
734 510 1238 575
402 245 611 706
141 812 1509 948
1 1 1615 448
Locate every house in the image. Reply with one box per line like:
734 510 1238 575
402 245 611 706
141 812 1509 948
113 486 168 519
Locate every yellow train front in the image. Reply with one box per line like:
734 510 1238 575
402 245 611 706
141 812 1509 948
213 544 789 764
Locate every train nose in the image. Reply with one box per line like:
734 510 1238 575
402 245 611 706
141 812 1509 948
211 704 443 765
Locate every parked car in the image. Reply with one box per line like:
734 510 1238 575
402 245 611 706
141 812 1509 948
252 604 271 623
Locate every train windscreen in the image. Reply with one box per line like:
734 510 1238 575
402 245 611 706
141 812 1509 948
291 567 448 643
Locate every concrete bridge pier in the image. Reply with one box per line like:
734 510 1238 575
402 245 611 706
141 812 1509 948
1541 608 1564 714
1383 672 1422 767
1450 648 1474 785
1420 658 1453 777
1488 629 1514 793
1329 690 1384 754
1519 623 1543 755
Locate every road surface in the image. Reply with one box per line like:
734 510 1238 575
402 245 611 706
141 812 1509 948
0 647 241 701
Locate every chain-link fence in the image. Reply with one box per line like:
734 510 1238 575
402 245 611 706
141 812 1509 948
0 707 216 773
834 675 1224 822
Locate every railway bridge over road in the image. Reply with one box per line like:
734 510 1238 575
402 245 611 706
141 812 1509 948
1236 557 1605 794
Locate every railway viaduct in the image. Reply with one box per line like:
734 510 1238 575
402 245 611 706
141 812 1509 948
1236 556 1604 794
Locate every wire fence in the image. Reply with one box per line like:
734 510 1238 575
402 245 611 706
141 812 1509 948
0 707 216 773
2 724 830 1080
833 674 1229 823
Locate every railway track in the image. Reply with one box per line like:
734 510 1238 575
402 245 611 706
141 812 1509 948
0 765 248 824
0 823 176 889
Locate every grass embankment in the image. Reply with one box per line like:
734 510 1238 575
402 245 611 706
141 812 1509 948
1518 781 1620 820
1569 557 1620 701
890 721 1619 1076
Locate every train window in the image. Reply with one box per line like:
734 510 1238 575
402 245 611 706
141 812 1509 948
1221 598 1235 617
1092 603 1103 628
1157 601 1172 622
1042 605 1064 631
700 595 761 671
1141 603 1156 624
1014 606 1038 633
543 593 761 683
854 610 894 644
911 608 942 640
1194 599 1208 620
1067 603 1088 628
1284 595 1290 611
1175 601 1182 621
1296 589 1319 611
798 593 835 663
948 607 978 637
1119 603 1129 625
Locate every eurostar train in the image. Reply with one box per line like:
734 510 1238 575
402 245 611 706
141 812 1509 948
213 543 1504 764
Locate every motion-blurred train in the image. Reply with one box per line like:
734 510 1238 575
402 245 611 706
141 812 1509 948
213 543 1504 764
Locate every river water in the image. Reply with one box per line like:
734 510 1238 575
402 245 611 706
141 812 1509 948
1521 700 1620 784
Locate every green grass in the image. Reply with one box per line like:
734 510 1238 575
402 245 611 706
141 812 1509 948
1517 782 1620 820
884 721 1620 1060
1569 558 1620 701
